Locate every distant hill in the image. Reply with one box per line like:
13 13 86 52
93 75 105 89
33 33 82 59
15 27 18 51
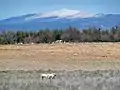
0 9 120 31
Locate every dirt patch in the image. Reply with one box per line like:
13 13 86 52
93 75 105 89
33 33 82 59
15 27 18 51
0 43 120 71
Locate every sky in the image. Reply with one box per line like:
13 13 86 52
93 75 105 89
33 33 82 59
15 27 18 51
0 0 119 19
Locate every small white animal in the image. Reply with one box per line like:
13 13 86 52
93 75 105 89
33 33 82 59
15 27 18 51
41 73 56 80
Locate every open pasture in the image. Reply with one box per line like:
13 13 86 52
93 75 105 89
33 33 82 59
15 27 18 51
0 42 120 71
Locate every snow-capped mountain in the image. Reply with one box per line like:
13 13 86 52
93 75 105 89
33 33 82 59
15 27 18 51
25 9 94 20
0 9 120 30
94 13 105 17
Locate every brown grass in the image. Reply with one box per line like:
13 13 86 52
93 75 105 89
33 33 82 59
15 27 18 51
0 42 120 71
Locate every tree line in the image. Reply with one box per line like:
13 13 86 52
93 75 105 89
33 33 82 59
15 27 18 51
0 26 120 44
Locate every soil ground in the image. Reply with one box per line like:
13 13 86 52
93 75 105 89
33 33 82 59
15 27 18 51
0 42 120 71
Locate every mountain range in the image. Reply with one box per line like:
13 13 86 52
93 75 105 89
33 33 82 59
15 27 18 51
0 9 120 31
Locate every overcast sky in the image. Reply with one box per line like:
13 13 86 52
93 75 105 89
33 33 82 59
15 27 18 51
0 0 119 19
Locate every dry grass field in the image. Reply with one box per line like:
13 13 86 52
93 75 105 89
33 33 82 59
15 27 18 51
1 43 120 90
0 42 120 71
1 70 120 90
